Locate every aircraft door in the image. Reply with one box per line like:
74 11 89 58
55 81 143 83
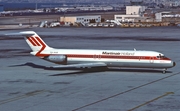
149 57 154 63
93 54 101 60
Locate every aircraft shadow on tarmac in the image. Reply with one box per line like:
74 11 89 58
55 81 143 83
9 62 172 76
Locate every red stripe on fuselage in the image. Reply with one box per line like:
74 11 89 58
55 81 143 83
66 54 171 60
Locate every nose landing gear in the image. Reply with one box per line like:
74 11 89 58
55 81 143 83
162 68 167 74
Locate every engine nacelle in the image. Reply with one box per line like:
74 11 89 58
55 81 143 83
44 55 67 64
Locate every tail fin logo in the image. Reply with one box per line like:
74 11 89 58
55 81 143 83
28 36 42 46
27 36 47 57
5 31 49 57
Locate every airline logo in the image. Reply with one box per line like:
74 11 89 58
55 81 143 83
27 36 47 57
102 51 135 56
27 36 43 46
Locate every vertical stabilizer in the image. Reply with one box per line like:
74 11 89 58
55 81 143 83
6 31 52 57
20 31 51 52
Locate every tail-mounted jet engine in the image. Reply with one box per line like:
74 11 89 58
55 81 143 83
44 55 67 64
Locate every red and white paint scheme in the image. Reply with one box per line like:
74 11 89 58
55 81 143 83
9 31 176 73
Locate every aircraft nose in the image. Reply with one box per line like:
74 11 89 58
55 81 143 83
173 62 176 67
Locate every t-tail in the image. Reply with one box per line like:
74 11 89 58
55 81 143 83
6 31 52 58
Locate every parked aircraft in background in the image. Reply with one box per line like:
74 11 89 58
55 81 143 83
6 31 175 73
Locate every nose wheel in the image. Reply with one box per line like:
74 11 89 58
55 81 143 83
162 68 167 74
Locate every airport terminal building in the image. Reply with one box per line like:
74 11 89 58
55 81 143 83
60 15 101 25
115 5 146 23
114 1 147 23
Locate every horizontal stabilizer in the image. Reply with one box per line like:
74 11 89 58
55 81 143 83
5 31 36 37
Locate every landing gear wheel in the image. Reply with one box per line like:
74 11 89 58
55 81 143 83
162 68 167 74
162 70 166 74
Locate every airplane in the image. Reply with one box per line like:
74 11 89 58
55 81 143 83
6 31 176 73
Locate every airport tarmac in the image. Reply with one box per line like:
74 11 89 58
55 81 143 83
0 27 180 111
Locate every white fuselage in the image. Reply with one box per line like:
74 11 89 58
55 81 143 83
33 48 175 69
7 31 176 71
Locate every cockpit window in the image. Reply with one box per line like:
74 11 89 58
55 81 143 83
157 55 167 59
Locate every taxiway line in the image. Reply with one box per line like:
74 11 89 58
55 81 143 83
128 92 174 111
72 72 180 111
0 90 45 105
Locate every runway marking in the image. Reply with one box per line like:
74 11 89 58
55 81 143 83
0 90 45 105
128 92 174 111
72 72 180 111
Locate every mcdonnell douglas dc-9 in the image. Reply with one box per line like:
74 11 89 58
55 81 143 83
7 31 175 73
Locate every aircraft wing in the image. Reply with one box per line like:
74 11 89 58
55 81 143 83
49 62 107 69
